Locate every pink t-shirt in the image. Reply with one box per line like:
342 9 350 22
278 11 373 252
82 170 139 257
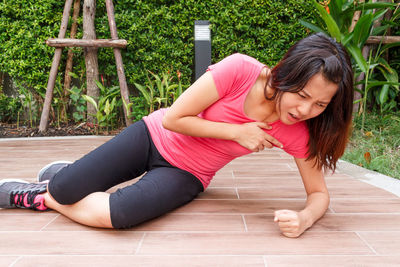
144 53 309 189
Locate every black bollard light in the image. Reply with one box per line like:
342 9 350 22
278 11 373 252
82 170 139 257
194 20 211 81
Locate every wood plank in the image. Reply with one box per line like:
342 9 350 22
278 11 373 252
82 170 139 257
14 255 265 267
137 232 372 255
0 231 143 255
265 255 400 267
46 38 128 48
367 36 400 44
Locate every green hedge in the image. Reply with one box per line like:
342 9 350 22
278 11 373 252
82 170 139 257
0 0 317 97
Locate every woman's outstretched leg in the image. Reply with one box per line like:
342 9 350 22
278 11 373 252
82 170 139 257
0 179 112 228
43 191 112 228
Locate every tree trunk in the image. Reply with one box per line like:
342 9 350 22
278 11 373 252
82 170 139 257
105 0 132 126
83 0 99 123
349 1 364 113
63 0 81 94
39 0 74 132
62 0 81 121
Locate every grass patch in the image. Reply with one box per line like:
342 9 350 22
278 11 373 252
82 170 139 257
342 111 400 180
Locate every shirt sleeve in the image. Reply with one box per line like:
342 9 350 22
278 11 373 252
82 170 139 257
207 53 244 98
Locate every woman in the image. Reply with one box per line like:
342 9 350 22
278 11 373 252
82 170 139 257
0 33 353 238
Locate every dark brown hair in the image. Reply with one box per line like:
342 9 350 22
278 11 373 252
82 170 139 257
265 33 354 171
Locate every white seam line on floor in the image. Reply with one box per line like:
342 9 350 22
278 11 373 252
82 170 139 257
263 255 269 267
355 232 378 255
40 214 60 231
1 253 396 257
135 232 146 255
8 255 22 267
235 188 240 199
241 214 248 232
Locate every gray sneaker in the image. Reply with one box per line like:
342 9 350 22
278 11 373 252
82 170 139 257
37 161 72 182
0 179 48 210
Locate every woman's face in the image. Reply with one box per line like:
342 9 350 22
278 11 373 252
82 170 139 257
277 73 338 125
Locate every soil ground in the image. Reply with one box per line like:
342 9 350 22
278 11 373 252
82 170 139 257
0 122 123 138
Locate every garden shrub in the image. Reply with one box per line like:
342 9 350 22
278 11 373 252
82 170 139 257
0 0 318 123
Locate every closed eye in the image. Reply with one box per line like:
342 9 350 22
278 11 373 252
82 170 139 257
297 93 306 98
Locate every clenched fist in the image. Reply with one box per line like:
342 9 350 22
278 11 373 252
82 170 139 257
274 209 309 238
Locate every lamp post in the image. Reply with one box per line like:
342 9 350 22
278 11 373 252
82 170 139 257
194 20 211 81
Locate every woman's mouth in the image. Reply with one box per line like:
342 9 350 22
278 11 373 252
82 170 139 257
288 112 300 123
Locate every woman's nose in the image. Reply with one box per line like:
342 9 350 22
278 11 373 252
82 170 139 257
297 102 312 116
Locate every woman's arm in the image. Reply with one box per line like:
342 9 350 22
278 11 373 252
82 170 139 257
163 72 282 151
274 157 330 238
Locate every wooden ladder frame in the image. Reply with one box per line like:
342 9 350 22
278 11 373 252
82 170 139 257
39 0 132 132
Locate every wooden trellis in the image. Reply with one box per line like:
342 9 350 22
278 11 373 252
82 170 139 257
39 0 132 132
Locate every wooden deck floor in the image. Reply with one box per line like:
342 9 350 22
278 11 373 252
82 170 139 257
0 136 399 266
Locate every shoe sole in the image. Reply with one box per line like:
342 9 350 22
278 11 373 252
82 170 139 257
0 179 29 186
37 160 72 182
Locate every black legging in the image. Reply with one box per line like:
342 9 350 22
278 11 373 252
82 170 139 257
47 120 204 229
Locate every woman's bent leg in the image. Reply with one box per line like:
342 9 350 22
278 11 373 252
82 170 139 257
48 120 152 205
43 191 112 228
43 166 203 229
110 167 204 229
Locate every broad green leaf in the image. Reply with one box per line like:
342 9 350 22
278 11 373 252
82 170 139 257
298 19 326 34
167 84 178 91
354 87 364 94
368 63 379 70
95 80 106 93
121 97 132 116
157 79 163 98
373 9 388 20
377 59 399 91
145 72 155 98
314 1 342 42
342 0 354 12
354 2 397 11
378 42 400 57
104 99 111 115
134 83 151 105
378 84 389 104
366 81 400 90
372 25 390 36
393 6 400 20
82 95 98 111
110 97 117 111
328 0 342 28
98 96 107 107
149 70 161 82
354 80 365 86
97 112 103 124
346 44 368 73
352 14 373 47
68 72 79 79
342 32 353 46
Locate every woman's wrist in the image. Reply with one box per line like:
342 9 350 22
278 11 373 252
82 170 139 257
299 209 314 229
